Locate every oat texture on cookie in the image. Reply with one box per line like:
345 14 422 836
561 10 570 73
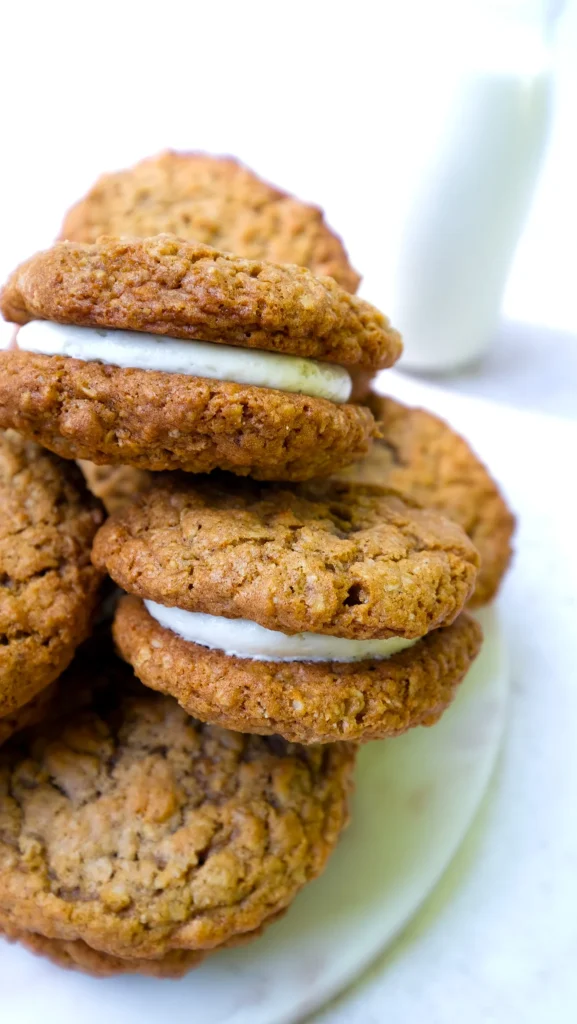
59 150 361 292
0 236 399 368
334 395 515 605
92 475 480 640
0 430 104 717
0 235 398 480
115 595 483 744
0 652 355 961
95 470 482 745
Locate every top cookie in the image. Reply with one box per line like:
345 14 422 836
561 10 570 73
334 395 515 605
0 430 104 716
1 236 399 371
92 474 480 640
59 150 360 292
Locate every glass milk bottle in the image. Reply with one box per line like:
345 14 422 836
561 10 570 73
385 2 554 372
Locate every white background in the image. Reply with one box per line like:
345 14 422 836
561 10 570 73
0 0 576 341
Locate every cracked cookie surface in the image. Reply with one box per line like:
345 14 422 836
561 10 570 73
92 475 480 639
334 395 515 605
0 653 354 961
59 150 361 293
0 429 103 716
1 235 399 369
115 596 482 744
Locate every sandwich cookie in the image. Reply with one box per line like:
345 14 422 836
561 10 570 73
0 429 103 718
92 475 483 743
61 152 369 490
0 236 401 480
59 150 360 292
334 394 515 605
0 645 354 975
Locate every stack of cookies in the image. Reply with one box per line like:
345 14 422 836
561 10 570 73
0 152 514 979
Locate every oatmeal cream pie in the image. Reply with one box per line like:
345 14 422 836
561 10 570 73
92 474 483 744
60 151 370 489
0 429 103 719
0 236 401 480
0 646 354 974
59 150 361 292
333 394 515 605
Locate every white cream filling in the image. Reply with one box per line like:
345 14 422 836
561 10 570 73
17 321 352 403
145 600 420 663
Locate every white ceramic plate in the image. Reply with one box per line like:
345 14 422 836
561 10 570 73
0 606 508 1024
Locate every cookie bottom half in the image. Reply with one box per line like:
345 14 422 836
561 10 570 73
114 595 483 745
0 351 376 481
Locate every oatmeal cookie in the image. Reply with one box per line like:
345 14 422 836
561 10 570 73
0 236 396 479
334 395 515 605
59 150 360 292
1 236 397 368
115 595 482 744
0 661 354 961
0 429 103 716
93 475 480 640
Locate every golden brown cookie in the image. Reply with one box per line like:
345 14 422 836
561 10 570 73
0 921 208 977
115 595 482 744
0 351 376 481
0 430 104 717
0 913 282 978
0 235 398 479
96 475 481 744
59 150 360 292
93 475 480 640
334 395 515 605
0 656 354 964
1 236 397 368
78 461 152 514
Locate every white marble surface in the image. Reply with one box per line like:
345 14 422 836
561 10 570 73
312 377 577 1023
394 318 577 421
